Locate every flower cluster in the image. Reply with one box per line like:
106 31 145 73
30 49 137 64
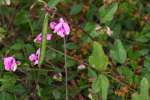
29 48 40 65
3 56 20 72
50 18 70 37
3 17 70 71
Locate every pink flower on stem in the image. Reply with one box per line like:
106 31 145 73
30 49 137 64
34 33 52 43
4 56 18 71
49 18 70 38
29 48 40 65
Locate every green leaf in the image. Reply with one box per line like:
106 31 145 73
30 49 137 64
70 4 82 15
48 0 61 7
92 76 101 93
10 42 24 50
84 22 96 32
39 13 48 66
88 68 97 78
140 78 149 100
98 3 118 24
110 39 127 64
132 93 141 100
132 77 150 100
89 42 108 71
14 10 29 25
101 75 109 100
92 75 109 100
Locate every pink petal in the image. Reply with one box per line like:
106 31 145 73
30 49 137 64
49 22 57 29
47 34 52 40
11 64 17 71
34 60 39 65
4 56 17 71
34 33 42 43
54 23 63 33
57 30 65 37
36 48 40 56
29 53 37 62
62 22 70 35
59 18 65 23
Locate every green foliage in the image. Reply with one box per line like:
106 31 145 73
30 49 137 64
48 0 61 7
98 2 118 24
132 78 150 100
89 42 108 71
70 3 82 15
92 75 109 100
110 39 127 64
117 67 134 83
0 0 150 99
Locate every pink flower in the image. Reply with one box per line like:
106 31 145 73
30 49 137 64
34 33 52 43
49 18 70 38
29 48 40 65
4 56 17 71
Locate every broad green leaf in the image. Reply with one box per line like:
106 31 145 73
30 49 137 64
110 39 127 64
84 22 96 32
89 42 108 71
100 75 109 100
48 0 61 7
70 4 82 15
92 75 109 100
132 77 150 100
88 68 97 78
92 75 101 93
140 78 149 100
98 3 118 24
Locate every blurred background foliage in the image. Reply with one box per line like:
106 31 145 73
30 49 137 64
0 0 150 99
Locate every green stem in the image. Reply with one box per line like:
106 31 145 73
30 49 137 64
37 13 48 98
39 13 48 67
64 37 68 100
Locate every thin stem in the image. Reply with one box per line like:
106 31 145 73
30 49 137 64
64 37 68 100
